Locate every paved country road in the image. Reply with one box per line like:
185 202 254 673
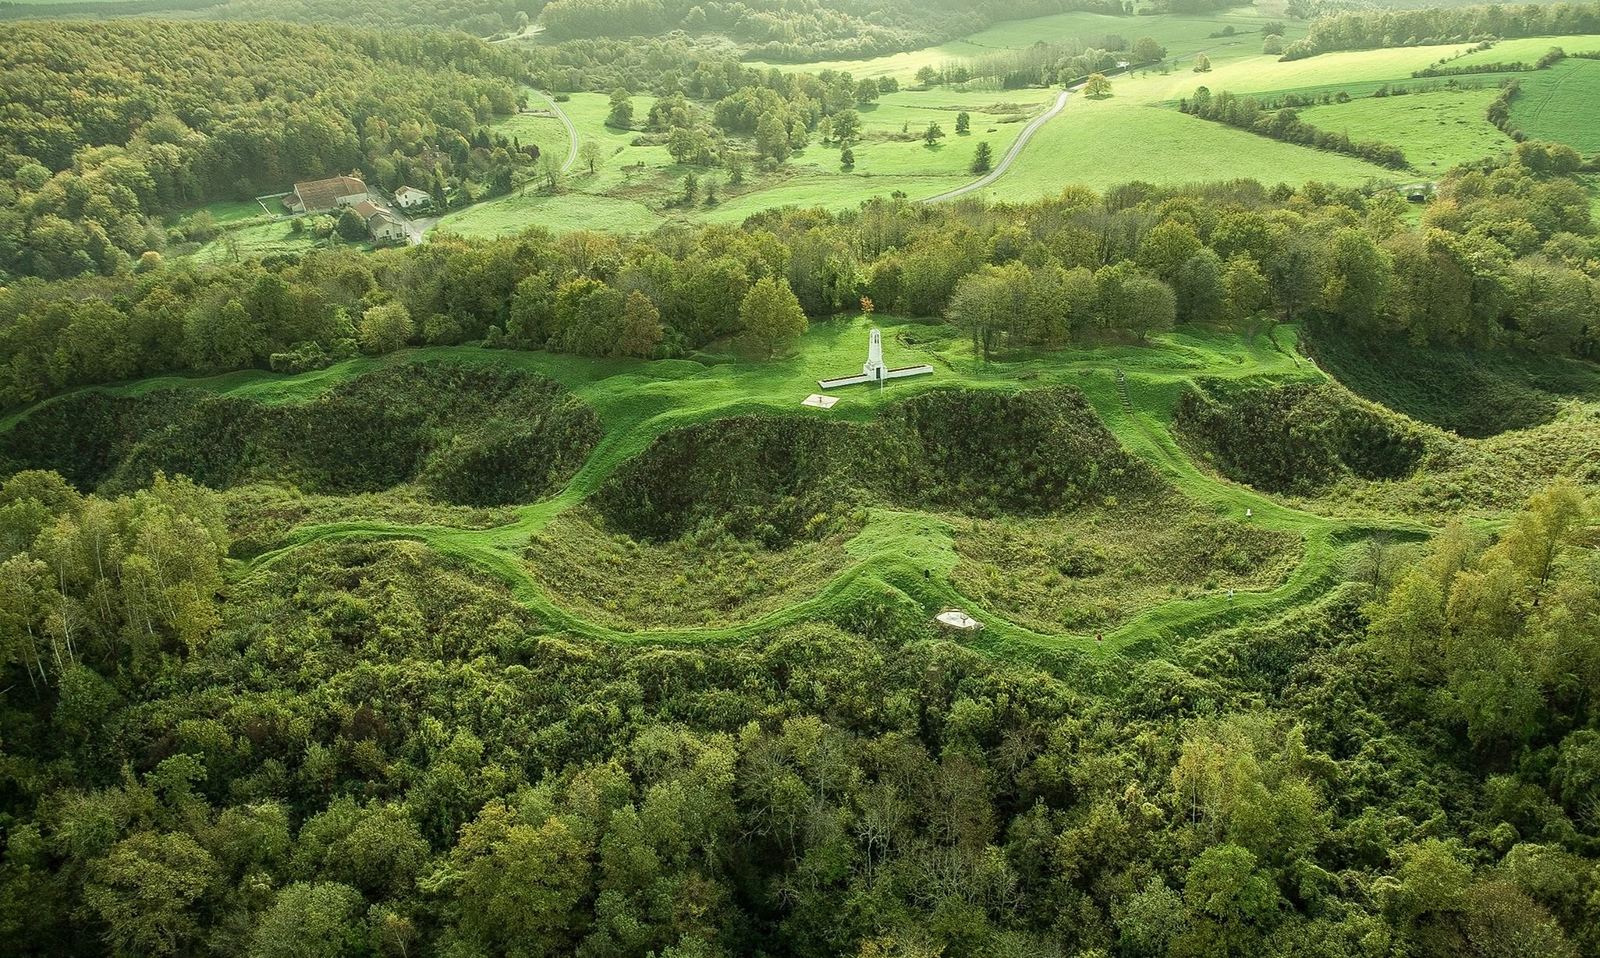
918 85 1074 204
527 89 580 174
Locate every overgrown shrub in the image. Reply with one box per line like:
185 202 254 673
1175 381 1427 493
0 363 600 506
594 386 1157 545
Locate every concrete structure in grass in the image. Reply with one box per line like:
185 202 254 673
818 327 933 390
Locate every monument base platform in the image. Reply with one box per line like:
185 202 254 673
818 364 934 390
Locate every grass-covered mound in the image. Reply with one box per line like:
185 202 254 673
0 363 600 507
1308 407 1600 519
590 416 878 546
881 386 1160 514
952 495 1299 632
223 485 522 561
525 509 864 630
1176 380 1428 494
592 385 1156 546
1306 328 1600 437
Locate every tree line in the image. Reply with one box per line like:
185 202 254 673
1178 86 1410 169
3 144 1597 412
539 0 1134 61
0 0 541 36
1284 0 1600 60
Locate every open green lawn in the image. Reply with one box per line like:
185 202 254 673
436 189 667 237
491 106 572 167
188 219 329 263
1508 57 1600 153
1296 88 1517 171
195 199 271 225
978 94 1399 199
1449 34 1600 66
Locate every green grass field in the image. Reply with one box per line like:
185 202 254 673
491 106 573 167
747 6 1306 79
1296 88 1517 171
439 88 1056 238
445 18 1600 233
196 199 272 224
1508 57 1600 153
970 95 1400 199
188 219 328 263
1449 34 1600 66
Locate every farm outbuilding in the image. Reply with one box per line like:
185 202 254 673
351 200 407 243
394 185 431 209
284 175 369 214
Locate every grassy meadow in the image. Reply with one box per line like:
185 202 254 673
440 11 1595 242
439 87 1056 239
1296 88 1517 172
1509 56 1600 153
189 219 328 263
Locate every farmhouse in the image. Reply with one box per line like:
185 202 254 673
394 185 431 209
351 200 407 243
283 175 368 214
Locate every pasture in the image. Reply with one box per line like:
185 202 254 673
447 13 1596 238
1296 87 1517 170
1508 57 1600 153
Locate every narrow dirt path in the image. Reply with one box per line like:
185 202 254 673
527 88 580 174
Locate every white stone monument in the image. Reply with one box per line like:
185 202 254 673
818 327 934 390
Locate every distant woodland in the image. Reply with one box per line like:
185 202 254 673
0 22 533 278
1285 0 1600 58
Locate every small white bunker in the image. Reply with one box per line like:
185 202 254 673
935 609 983 631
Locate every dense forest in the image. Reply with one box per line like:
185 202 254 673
0 0 543 36
1285 0 1600 59
3 143 1595 410
0 461 1597 956
0 21 533 279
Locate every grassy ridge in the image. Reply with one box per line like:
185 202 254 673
13 314 1578 657
2 318 1445 657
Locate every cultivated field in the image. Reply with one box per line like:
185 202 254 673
439 12 1594 241
1509 56 1600 153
